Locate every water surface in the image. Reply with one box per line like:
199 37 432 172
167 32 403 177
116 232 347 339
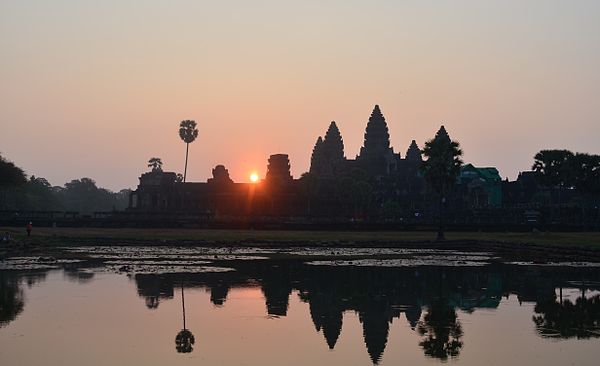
1 253 599 365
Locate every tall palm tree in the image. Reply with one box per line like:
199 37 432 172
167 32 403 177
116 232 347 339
179 120 199 182
421 126 463 241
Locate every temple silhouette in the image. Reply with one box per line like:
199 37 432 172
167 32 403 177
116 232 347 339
128 104 425 217
126 105 585 227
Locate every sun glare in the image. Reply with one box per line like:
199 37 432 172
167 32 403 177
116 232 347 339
250 172 259 183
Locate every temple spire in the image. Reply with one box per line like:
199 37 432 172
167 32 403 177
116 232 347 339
405 140 422 162
357 105 398 176
310 136 324 174
362 105 391 153
435 125 451 143
323 121 345 161
310 121 346 177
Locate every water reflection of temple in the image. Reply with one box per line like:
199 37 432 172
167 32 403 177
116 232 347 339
2 264 599 363
128 263 600 363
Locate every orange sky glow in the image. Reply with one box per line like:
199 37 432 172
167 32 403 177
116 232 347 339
1 1 599 190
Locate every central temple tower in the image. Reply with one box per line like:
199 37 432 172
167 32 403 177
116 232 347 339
356 105 399 176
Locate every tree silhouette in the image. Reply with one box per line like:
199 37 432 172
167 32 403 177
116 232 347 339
533 294 600 339
567 153 600 195
565 153 600 227
532 149 574 222
175 284 195 353
417 299 463 360
0 155 27 210
532 150 574 188
22 176 63 211
0 155 26 188
178 120 199 182
421 126 463 240
59 178 117 214
0 273 25 328
148 157 163 172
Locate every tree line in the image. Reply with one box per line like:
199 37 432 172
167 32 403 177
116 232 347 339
0 154 130 213
532 150 600 197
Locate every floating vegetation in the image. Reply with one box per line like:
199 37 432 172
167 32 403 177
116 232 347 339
0 257 84 270
103 260 212 266
61 245 493 260
62 246 269 260
306 257 490 267
103 264 235 275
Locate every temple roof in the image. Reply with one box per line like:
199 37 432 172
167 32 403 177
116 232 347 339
461 164 501 182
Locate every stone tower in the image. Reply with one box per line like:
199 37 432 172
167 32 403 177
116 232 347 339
309 121 346 177
322 121 345 162
357 105 398 176
405 140 422 162
266 154 293 183
309 136 324 175
208 165 233 184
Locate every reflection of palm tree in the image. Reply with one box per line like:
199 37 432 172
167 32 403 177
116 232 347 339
175 284 195 353
176 329 195 353
417 299 463 360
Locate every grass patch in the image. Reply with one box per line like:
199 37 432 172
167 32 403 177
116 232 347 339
2 227 599 249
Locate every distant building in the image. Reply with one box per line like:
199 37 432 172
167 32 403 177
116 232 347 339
459 164 502 208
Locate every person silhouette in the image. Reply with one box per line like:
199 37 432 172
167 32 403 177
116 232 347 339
26 222 32 237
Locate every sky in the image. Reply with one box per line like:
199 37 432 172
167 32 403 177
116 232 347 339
1 0 599 191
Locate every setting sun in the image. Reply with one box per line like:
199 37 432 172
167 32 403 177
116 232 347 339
249 172 259 183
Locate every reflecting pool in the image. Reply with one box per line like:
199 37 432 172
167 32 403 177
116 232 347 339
1 252 600 365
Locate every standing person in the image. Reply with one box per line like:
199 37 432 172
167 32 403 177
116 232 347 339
26 222 32 237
